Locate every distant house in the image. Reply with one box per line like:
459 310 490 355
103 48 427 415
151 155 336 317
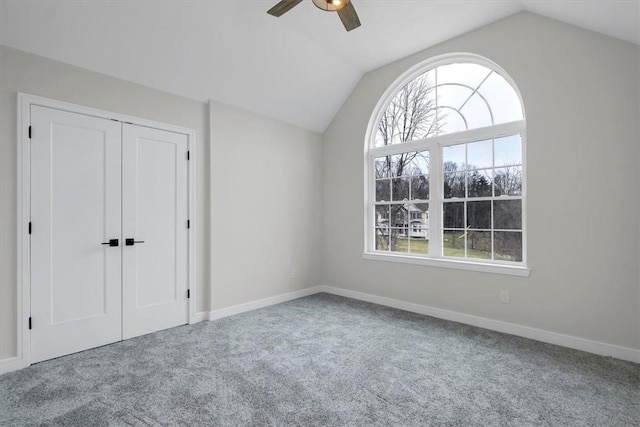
408 205 429 239
377 203 429 239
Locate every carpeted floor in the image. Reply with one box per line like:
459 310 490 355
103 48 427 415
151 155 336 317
1 293 638 426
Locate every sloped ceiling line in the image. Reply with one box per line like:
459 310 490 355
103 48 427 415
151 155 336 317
1 1 637 132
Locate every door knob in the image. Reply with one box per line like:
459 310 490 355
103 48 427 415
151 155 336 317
101 239 119 247
125 238 145 246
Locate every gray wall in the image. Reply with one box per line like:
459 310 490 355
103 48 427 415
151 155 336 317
0 46 323 359
322 12 640 350
209 102 323 310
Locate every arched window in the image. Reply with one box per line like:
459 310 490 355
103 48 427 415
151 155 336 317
365 54 527 274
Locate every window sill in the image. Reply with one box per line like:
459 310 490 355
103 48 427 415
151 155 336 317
362 252 530 277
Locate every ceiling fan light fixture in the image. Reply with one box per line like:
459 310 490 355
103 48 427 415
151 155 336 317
312 0 349 12
268 0 361 32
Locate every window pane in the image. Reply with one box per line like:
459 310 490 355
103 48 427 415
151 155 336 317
390 204 407 228
409 151 429 176
494 135 522 167
468 200 491 229
375 205 389 227
443 230 465 257
391 177 409 201
460 93 493 129
409 202 428 237
443 144 465 170
467 170 492 198
443 202 464 229
409 202 429 255
494 200 522 230
374 156 392 179
438 108 467 134
477 72 523 124
467 231 492 260
411 175 429 200
494 231 522 262
375 229 389 251
437 63 492 88
438 84 473 110
494 166 522 196
374 131 388 147
389 229 408 253
443 172 465 198
375 71 437 146
390 154 408 177
467 139 492 169
409 237 429 255
376 179 390 202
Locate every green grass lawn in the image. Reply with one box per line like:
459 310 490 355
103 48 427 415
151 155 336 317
443 232 492 259
395 237 429 254
376 233 516 261
376 236 430 254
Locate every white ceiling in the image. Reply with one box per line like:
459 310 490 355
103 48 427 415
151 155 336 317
1 0 638 132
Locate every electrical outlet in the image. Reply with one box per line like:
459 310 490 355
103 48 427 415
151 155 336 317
289 269 297 279
500 289 510 304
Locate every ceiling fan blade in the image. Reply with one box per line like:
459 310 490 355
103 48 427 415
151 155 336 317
337 1 361 31
267 0 304 17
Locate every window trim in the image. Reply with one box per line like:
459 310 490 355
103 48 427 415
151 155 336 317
364 53 528 276
362 252 530 276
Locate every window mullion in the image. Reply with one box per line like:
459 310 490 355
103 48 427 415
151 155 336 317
367 153 376 252
430 144 443 257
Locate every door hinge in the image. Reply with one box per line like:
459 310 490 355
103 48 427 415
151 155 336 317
28 126 32 139
187 220 190 229
28 222 32 235
187 289 190 299
28 317 32 330
187 151 190 161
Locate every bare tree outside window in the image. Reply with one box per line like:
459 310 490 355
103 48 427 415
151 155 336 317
375 74 443 252
369 59 525 266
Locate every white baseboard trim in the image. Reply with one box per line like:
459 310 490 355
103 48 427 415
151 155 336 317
191 311 210 324
317 285 640 364
207 287 324 321
0 356 29 375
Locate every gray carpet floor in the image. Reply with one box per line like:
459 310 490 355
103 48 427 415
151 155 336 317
1 293 638 426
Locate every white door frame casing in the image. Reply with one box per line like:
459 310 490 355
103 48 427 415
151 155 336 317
13 92 197 373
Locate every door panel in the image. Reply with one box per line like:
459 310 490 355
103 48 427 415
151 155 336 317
136 138 177 307
30 105 122 363
122 124 189 339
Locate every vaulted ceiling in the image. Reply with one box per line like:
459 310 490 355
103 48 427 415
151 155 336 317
1 1 638 132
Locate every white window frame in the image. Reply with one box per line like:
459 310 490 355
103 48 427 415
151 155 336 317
363 53 529 277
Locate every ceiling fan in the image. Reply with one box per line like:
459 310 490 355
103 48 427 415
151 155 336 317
267 0 361 32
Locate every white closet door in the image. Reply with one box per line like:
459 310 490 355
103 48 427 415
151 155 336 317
122 124 189 339
30 106 123 363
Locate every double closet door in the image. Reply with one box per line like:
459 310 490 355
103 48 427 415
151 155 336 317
30 105 189 363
